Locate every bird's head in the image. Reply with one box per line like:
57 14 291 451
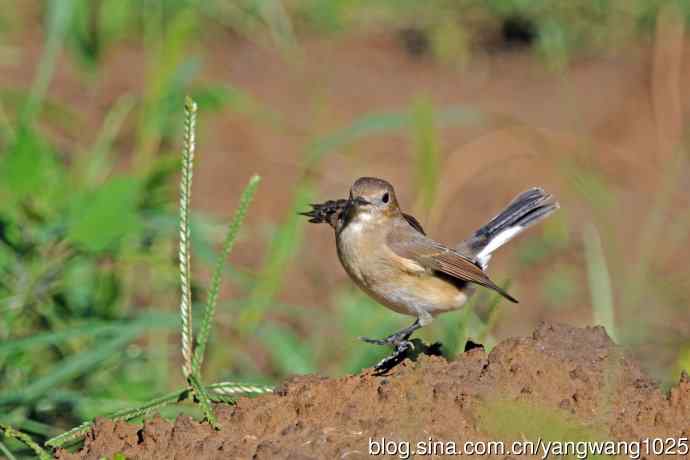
347 177 400 221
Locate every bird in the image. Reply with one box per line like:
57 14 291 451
301 177 559 371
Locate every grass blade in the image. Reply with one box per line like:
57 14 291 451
305 105 481 166
46 380 271 448
411 97 440 213
257 324 316 375
0 327 143 405
0 425 51 460
238 182 312 332
188 373 220 429
83 94 136 185
208 394 236 404
258 0 298 53
179 96 197 378
624 151 684 307
192 175 261 374
207 381 273 396
306 112 409 165
0 439 17 460
0 312 178 355
583 224 617 342
46 388 191 448
21 0 74 124
0 321 118 355
0 417 57 438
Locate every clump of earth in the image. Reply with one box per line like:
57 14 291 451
57 323 690 459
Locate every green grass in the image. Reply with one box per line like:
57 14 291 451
583 224 617 343
0 424 51 460
43 97 269 446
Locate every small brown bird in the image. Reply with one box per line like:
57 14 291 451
302 177 559 370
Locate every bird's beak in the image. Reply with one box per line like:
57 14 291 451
346 196 370 213
342 195 369 222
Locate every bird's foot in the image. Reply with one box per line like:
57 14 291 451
359 318 425 373
372 340 414 374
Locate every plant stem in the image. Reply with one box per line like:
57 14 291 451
192 175 261 374
179 96 197 378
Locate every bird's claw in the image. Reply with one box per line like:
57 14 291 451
359 336 388 346
373 340 414 373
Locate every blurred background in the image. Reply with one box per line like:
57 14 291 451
2 0 690 453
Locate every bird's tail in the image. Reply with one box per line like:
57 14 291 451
457 188 559 269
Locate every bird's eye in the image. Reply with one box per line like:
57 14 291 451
382 192 389 203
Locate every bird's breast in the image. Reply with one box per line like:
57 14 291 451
336 218 384 286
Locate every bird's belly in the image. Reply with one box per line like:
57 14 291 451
336 225 468 317
371 276 469 316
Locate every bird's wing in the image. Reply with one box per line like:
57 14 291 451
387 221 518 303
402 213 426 235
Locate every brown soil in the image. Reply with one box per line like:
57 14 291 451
56 323 690 459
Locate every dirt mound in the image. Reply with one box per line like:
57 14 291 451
57 323 690 459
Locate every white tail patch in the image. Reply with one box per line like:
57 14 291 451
475 226 523 269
